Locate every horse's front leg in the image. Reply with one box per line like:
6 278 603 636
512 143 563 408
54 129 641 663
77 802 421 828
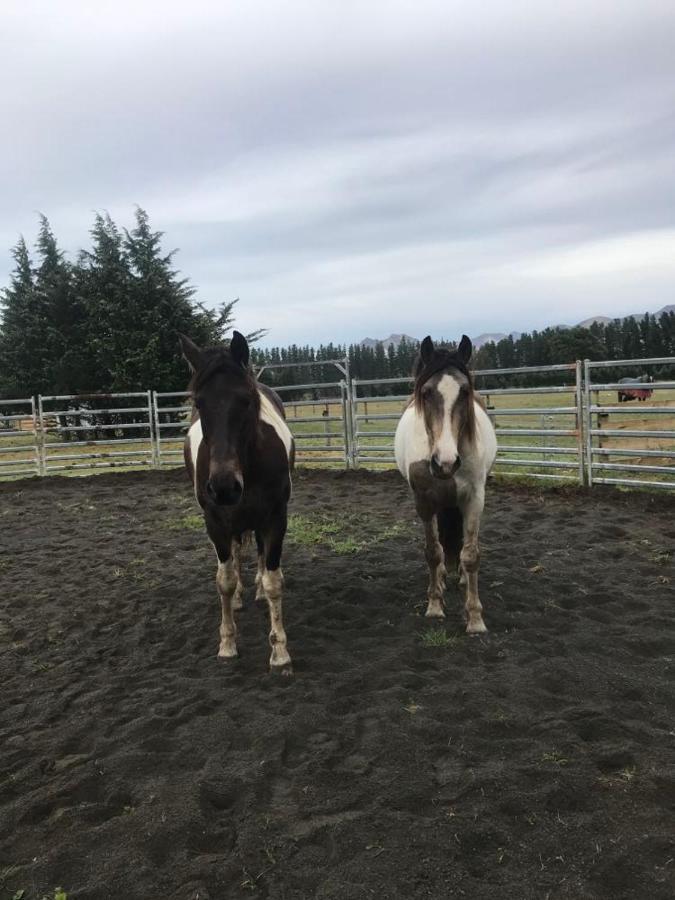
260 508 292 674
459 490 487 635
423 515 446 618
254 530 266 602
205 514 238 659
231 538 244 611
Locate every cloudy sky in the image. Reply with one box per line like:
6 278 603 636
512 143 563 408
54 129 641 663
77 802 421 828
2 0 674 345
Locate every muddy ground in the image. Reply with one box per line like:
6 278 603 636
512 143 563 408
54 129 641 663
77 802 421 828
0 468 674 900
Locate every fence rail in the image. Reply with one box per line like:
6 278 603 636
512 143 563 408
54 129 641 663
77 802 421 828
1 355 674 489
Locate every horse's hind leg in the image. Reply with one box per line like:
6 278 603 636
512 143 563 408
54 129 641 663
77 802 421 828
460 493 487 635
423 516 446 618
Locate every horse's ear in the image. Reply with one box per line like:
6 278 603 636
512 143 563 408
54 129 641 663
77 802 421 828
420 335 434 365
178 333 204 372
457 334 472 365
230 330 250 369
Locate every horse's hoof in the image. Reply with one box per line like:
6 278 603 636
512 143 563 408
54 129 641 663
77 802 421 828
217 647 239 661
466 623 487 636
425 608 446 619
270 662 293 677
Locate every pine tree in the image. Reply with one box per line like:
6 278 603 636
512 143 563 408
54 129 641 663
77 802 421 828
0 236 44 396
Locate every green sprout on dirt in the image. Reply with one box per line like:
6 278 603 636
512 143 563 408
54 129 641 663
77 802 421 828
419 628 458 648
541 750 569 766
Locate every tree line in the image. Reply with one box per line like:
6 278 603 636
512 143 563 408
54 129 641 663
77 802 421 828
1 210 674 400
0 209 254 399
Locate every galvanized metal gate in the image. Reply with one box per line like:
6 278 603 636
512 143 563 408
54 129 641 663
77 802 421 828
584 357 675 490
152 360 353 469
38 392 155 474
256 359 352 467
0 397 40 478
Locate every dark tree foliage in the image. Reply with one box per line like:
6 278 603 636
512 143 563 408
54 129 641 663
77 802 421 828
0 209 259 398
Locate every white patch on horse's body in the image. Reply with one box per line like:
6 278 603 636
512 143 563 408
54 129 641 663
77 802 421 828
258 389 293 462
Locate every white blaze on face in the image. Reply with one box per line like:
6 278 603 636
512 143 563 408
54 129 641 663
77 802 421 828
433 374 461 466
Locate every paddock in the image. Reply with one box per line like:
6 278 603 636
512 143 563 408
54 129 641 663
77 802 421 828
0 468 673 899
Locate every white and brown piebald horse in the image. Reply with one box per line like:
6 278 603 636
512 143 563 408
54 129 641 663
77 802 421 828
179 331 295 674
395 335 497 633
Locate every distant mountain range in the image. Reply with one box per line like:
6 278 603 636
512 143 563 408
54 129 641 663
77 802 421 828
359 304 675 351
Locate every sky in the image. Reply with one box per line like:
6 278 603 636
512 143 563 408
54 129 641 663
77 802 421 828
1 0 675 346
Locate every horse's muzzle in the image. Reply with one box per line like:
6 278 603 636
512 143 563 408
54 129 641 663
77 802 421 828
430 454 461 480
206 474 244 506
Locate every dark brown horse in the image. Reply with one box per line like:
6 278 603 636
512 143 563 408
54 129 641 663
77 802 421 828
179 331 295 674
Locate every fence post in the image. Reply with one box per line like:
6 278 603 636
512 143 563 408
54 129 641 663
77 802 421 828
583 359 593 486
573 360 583 485
350 379 359 468
37 394 46 476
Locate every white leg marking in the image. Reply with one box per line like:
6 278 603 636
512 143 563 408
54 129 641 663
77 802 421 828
262 568 292 672
216 558 238 658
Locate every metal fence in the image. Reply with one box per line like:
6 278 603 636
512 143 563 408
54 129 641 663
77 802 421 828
38 392 155 474
257 359 351 466
152 360 353 470
0 397 40 478
1 356 674 489
584 357 675 490
351 362 585 482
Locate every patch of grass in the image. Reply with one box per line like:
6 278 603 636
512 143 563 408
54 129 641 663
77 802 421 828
166 513 203 531
287 514 341 546
650 549 672 565
287 512 413 556
419 628 458 648
541 750 569 766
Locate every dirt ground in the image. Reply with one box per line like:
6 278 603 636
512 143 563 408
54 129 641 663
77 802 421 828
1 468 674 900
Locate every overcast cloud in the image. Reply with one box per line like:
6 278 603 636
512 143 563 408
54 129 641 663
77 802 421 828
2 0 674 344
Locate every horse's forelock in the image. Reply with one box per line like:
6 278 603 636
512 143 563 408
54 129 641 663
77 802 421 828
189 348 252 394
413 349 472 409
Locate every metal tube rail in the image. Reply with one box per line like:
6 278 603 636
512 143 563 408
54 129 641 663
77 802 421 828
592 447 675 459
588 428 675 438
41 391 149 401
494 458 583 470
43 406 151 417
45 437 152 449
44 450 153 463
586 356 675 368
42 423 151 433
589 381 675 391
592 477 675 489
590 406 675 415
45 460 150 472
591 462 675 475
0 443 38 454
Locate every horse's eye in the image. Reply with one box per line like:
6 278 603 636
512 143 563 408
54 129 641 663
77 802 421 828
195 398 204 410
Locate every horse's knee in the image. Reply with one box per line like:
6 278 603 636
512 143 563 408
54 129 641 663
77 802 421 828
460 541 480 573
425 542 443 569
216 560 238 595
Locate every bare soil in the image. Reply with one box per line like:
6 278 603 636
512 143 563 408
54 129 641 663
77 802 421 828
1 468 674 900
